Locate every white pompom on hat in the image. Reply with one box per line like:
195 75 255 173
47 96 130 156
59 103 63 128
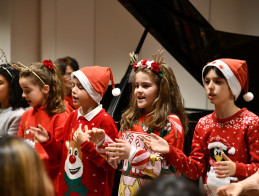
202 58 253 102
71 66 120 103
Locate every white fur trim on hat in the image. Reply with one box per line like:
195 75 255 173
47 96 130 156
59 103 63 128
112 88 121 96
208 142 228 151
202 60 241 100
71 70 102 103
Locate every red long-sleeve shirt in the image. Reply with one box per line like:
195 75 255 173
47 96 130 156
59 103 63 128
42 108 118 196
97 113 185 196
163 108 259 195
18 106 69 179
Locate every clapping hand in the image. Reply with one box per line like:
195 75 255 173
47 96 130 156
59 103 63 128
89 128 106 146
105 139 131 161
29 124 49 143
141 133 169 154
216 182 244 196
73 124 91 145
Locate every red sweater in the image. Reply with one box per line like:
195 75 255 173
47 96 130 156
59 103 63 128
163 108 259 195
18 106 69 179
97 114 184 196
42 108 118 196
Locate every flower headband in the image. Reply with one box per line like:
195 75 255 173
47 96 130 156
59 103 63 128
129 50 165 77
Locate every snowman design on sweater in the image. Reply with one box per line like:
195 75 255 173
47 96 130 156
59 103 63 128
206 136 237 196
64 128 88 196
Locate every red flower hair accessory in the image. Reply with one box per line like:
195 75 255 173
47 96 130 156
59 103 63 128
150 62 160 74
130 50 164 77
133 60 162 76
43 60 53 70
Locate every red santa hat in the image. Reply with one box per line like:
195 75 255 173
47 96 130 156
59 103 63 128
202 58 253 102
71 66 120 103
208 135 235 155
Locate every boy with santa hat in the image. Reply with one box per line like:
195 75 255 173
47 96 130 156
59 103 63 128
142 59 259 196
30 66 120 196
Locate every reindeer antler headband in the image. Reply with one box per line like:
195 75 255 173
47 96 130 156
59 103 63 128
11 60 54 85
0 49 14 79
0 49 8 64
11 62 46 85
130 50 165 77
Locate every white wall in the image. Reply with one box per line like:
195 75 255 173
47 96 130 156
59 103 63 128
0 0 40 63
95 0 144 82
41 0 95 66
210 0 259 36
0 0 11 63
11 0 41 64
1 0 259 110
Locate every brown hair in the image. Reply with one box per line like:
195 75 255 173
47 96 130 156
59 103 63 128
202 66 226 80
20 61 65 116
120 63 188 134
54 56 79 75
0 136 54 196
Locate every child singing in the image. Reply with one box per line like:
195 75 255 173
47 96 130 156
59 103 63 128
87 50 188 195
142 59 259 196
30 66 119 196
14 60 70 191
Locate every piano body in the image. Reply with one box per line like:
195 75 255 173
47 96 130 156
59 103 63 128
101 0 259 194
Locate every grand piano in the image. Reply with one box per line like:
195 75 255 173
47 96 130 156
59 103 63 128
101 0 259 194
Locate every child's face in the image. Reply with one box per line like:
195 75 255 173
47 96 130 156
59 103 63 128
0 74 10 109
71 77 97 114
19 77 47 107
204 69 234 105
62 65 74 95
134 71 159 113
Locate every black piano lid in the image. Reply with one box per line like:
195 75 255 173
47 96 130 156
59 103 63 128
117 0 259 115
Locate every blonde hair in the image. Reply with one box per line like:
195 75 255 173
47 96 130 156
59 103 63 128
20 61 65 116
120 63 188 134
0 136 54 196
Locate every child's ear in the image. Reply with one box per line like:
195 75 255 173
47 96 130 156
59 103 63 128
42 84 50 95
